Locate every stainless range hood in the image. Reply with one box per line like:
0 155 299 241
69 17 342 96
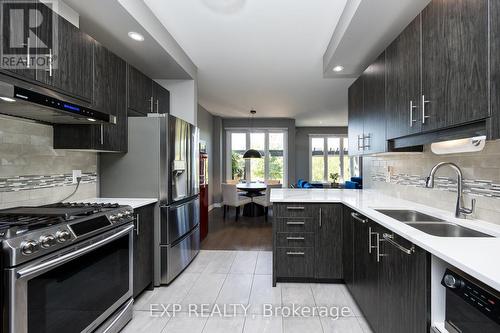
0 77 115 125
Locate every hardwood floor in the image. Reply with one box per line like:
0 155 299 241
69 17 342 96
201 207 272 251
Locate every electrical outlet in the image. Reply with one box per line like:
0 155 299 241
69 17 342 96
72 170 82 184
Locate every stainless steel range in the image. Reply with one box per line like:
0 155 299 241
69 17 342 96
0 202 135 333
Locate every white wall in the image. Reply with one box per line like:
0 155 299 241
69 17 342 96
156 79 198 125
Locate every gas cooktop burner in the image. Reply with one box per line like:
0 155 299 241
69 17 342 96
49 202 121 209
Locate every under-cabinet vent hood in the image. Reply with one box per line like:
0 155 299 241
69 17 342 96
0 79 115 125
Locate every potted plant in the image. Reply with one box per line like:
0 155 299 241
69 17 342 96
330 172 340 188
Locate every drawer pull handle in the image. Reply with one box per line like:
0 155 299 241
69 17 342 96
286 221 305 225
286 237 305 240
351 212 367 224
383 233 415 255
287 206 305 210
286 252 305 256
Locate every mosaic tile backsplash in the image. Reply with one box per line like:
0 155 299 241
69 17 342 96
0 115 98 209
364 140 500 225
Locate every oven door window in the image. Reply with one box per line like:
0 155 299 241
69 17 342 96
27 235 130 333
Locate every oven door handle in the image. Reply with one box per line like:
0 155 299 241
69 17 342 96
17 224 134 279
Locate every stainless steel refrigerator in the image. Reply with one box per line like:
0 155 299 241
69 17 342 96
100 114 200 285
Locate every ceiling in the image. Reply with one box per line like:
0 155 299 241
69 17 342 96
144 0 352 127
63 0 196 80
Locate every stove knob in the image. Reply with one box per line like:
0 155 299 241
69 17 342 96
21 240 39 255
109 215 117 222
116 213 124 219
56 230 71 243
40 235 56 248
444 274 463 289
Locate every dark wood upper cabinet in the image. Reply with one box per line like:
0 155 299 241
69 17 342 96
35 2 93 102
386 15 422 139
490 0 500 139
53 42 127 152
348 77 364 156
95 42 127 152
362 51 387 153
127 65 153 116
315 204 343 279
378 233 430 333
421 0 489 131
153 81 170 114
0 0 36 80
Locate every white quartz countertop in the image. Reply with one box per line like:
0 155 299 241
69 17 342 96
271 189 500 291
77 198 157 209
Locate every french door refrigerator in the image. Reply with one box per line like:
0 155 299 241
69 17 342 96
100 114 200 285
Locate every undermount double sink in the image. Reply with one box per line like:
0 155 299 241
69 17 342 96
375 209 493 238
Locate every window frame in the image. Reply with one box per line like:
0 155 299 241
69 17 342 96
308 135 349 183
226 128 288 186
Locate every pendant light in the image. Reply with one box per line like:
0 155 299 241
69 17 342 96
243 110 263 159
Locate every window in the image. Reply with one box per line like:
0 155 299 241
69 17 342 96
227 129 287 185
309 135 350 183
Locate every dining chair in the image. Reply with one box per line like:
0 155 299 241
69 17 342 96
221 183 252 221
253 184 282 221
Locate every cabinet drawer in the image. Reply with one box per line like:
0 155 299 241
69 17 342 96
275 247 314 278
275 218 316 232
276 232 314 248
274 204 318 218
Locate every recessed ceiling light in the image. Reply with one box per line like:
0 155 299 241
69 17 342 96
0 97 15 102
87 118 97 122
332 65 344 72
128 31 144 42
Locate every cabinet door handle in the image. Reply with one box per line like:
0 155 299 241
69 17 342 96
383 233 415 255
46 49 53 76
287 206 305 210
351 212 367 224
100 124 104 145
357 135 363 151
286 236 305 241
286 221 305 225
135 213 140 235
150 97 154 113
409 100 417 127
368 226 378 254
286 252 305 256
156 100 159 113
421 95 430 124
362 133 371 150
319 207 322 228
26 37 30 68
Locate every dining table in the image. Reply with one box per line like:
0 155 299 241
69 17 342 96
236 183 267 217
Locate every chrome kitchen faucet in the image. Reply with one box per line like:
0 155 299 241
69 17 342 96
425 162 475 219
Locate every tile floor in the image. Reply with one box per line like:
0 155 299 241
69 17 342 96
123 250 373 333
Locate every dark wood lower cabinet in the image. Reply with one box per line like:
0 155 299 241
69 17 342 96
133 204 155 298
315 204 343 279
342 207 354 290
273 203 343 285
274 203 430 333
349 212 430 333
351 213 380 331
378 232 430 333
